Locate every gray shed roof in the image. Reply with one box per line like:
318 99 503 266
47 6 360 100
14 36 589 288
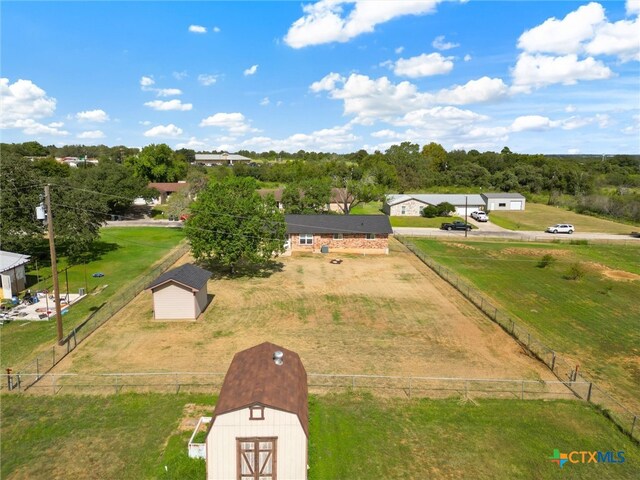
0 250 31 273
147 263 212 292
481 192 525 199
386 194 485 206
285 215 393 234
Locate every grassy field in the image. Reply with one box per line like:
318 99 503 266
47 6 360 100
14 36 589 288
349 201 383 214
490 203 638 233
2 392 639 479
410 238 640 409
0 227 185 368
390 215 467 227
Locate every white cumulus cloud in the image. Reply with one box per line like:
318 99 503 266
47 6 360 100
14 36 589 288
284 0 442 48
189 25 207 34
13 119 68 136
144 100 193 111
144 124 183 137
628 0 640 16
200 112 257 135
391 52 454 78
432 35 459 51
436 77 508 104
140 76 155 87
77 130 105 139
175 137 209 149
76 109 109 122
244 64 259 76
586 16 640 62
0 78 57 127
156 88 182 97
198 74 218 86
260 97 270 106
510 115 560 132
310 72 346 93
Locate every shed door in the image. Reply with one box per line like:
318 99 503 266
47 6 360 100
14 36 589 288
237 438 277 480
510 201 522 210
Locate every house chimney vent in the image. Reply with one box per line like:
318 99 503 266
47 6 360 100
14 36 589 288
273 351 283 366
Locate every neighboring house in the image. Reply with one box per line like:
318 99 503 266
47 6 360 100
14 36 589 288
285 214 393 254
148 182 190 205
193 153 252 166
146 263 212 320
481 193 526 211
206 342 308 480
258 188 285 210
383 194 486 217
258 188 354 213
0 250 30 299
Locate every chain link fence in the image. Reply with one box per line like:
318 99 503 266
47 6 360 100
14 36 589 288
396 235 639 441
6 241 190 389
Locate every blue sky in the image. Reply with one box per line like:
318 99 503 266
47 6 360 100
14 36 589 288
2 0 639 154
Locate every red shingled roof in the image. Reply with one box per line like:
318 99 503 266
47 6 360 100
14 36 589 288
212 342 308 436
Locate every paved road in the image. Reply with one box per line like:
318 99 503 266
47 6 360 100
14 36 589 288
393 226 639 243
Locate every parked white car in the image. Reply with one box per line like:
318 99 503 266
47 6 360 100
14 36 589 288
471 211 489 222
546 224 574 234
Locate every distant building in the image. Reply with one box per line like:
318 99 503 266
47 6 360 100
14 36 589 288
193 153 252 166
258 188 354 213
147 182 190 204
383 194 486 217
146 263 212 320
481 193 526 211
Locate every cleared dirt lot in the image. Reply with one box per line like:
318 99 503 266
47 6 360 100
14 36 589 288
53 240 556 381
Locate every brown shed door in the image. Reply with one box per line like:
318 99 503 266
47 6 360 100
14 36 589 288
237 437 277 480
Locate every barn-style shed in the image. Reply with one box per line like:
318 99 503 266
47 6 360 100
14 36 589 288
206 342 308 480
146 263 212 320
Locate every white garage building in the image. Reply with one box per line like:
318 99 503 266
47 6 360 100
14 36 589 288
0 250 30 300
383 194 486 217
481 193 526 211
146 263 212 320
206 342 308 480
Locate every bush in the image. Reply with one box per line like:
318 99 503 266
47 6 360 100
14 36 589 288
537 254 555 269
421 205 439 218
564 262 586 280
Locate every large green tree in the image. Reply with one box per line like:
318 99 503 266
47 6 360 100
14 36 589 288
282 179 331 214
125 144 187 183
185 177 285 273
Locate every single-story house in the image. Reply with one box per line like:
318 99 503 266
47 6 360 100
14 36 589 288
147 182 190 205
193 153 252 166
285 214 392 254
383 194 486 217
146 263 212 320
481 193 526 211
0 250 31 299
206 342 308 480
258 188 354 213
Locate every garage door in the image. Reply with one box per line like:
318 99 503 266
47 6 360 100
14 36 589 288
510 201 522 210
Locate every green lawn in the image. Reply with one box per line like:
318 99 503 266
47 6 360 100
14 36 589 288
0 227 185 368
2 392 638 479
490 203 638 233
391 215 467 228
349 201 383 214
410 239 640 409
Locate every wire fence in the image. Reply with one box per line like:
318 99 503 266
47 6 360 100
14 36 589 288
392 231 640 246
6 241 191 388
0 371 587 402
395 235 639 442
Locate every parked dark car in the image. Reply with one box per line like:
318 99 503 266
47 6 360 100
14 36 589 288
440 221 472 231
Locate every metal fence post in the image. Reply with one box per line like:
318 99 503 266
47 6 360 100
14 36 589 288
551 351 556 371
36 357 40 380
175 373 180 394
632 416 637 438
587 382 593 402
408 377 412 398
115 375 119 395
52 346 56 367
464 380 468 399
352 376 355 389
52 374 56 394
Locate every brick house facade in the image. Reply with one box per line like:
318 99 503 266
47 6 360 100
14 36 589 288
285 215 392 255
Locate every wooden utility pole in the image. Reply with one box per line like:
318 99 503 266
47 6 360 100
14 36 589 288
44 185 64 344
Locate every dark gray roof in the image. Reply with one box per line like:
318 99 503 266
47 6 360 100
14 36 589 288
147 263 212 291
285 214 393 234
481 192 525 199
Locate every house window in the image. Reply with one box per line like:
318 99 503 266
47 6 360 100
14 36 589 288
498 203 506 207
299 233 313 245
401 205 406 215
333 233 343 240
249 405 265 420
366 233 376 240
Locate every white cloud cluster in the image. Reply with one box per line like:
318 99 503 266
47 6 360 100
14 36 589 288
432 35 459 51
435 77 509 104
512 2 639 91
140 75 182 97
390 52 453 78
199 112 256 135
189 25 207 34
12 119 69 136
77 130 105 139
284 0 442 48
628 0 640 16
76 109 109 122
144 100 193 111
144 124 183 137
198 74 218 86
244 64 259 76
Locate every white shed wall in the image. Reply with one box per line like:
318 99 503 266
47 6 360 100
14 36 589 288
486 197 526 211
152 282 196 319
206 407 307 480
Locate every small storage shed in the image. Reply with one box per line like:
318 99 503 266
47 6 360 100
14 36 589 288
206 342 308 480
481 193 526 211
0 250 30 300
146 263 212 320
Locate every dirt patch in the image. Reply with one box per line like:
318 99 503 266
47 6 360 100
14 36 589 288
52 240 558 387
449 243 478 251
584 262 640 281
502 247 570 257
178 403 214 432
